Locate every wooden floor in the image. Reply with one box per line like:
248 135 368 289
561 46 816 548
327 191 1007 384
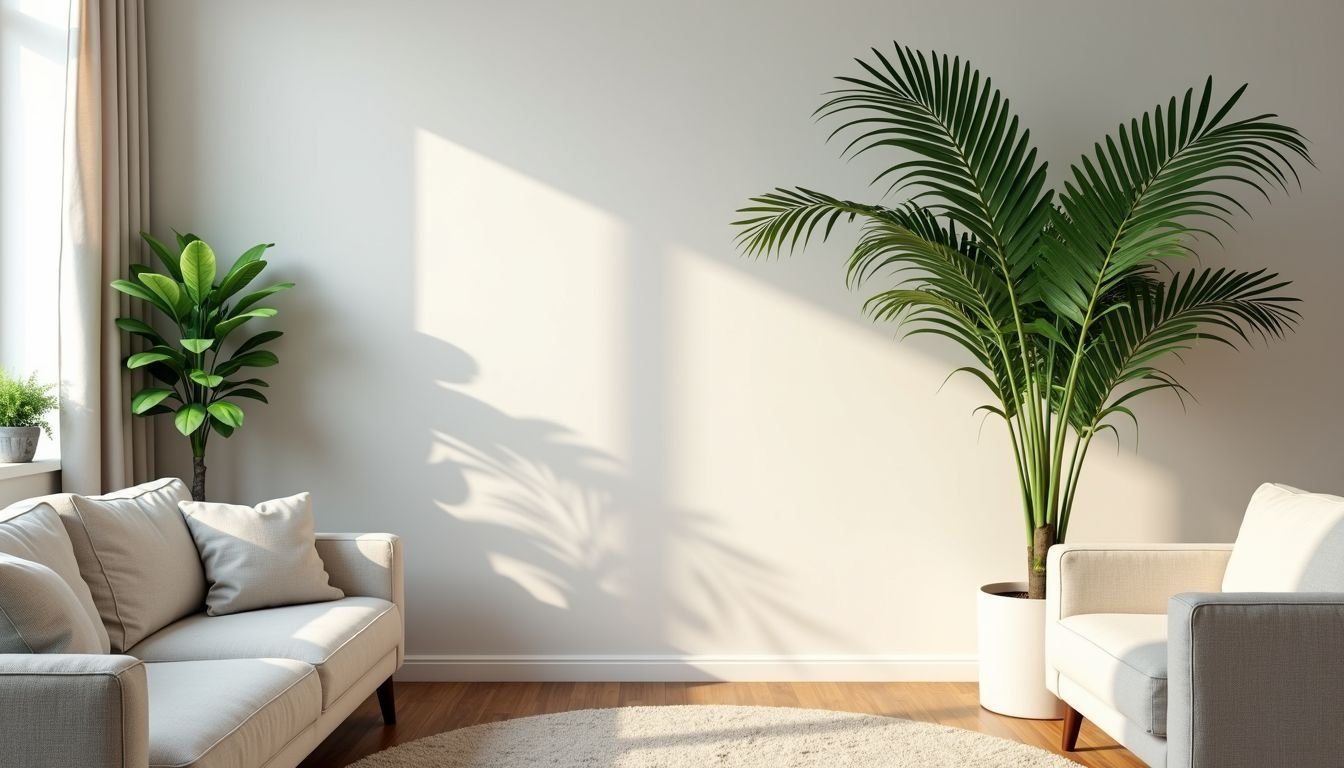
300 682 1144 767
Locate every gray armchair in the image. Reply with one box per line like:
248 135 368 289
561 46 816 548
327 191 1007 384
1045 483 1344 768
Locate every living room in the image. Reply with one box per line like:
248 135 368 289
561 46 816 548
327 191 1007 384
1 1 1340 767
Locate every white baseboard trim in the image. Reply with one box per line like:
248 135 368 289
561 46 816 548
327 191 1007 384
396 654 977 682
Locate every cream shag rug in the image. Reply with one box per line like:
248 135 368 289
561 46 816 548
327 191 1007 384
349 705 1079 767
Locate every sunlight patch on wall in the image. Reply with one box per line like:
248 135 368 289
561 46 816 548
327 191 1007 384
413 128 629 458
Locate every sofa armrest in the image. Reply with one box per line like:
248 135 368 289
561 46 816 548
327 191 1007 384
0 654 148 768
315 533 404 666
1167 592 1344 768
1047 543 1233 621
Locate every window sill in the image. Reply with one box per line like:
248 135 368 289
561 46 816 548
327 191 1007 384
0 459 60 482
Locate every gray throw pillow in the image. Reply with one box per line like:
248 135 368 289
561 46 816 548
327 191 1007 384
179 492 344 616
0 553 105 654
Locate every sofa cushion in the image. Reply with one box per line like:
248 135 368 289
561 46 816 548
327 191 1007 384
179 492 343 616
130 596 400 709
1223 482 1344 592
0 499 109 652
145 658 320 768
1051 613 1169 736
0 552 105 653
60 478 206 651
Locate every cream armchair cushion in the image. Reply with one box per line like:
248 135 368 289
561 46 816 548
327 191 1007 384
1222 482 1344 592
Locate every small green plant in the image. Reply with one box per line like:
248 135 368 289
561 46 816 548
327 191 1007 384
0 370 58 437
112 231 293 501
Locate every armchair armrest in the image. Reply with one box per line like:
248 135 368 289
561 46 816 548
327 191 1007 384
1167 592 1344 768
315 533 404 666
1047 543 1233 620
0 653 148 768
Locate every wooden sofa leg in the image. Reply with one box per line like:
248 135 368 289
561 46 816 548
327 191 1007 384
377 677 397 725
1061 704 1082 751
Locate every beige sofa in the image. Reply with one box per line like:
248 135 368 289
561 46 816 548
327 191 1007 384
1045 483 1344 767
0 480 404 768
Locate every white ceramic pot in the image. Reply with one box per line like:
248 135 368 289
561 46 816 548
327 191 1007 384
0 426 40 463
977 580 1064 719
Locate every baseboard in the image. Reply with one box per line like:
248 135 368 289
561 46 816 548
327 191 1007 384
396 654 977 682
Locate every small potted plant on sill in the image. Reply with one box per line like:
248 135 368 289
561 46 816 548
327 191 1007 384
0 370 58 463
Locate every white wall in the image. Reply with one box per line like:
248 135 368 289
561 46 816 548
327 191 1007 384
145 0 1344 680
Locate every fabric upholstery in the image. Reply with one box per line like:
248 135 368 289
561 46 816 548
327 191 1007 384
62 478 206 651
0 498 110 652
1051 613 1168 736
1168 592 1344 768
314 532 405 665
1222 483 1344 592
0 553 105 654
0 653 149 768
1047 543 1232 620
129 596 401 709
145 658 320 768
179 493 343 616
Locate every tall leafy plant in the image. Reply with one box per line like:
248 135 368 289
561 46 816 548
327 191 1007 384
112 232 292 501
735 45 1310 598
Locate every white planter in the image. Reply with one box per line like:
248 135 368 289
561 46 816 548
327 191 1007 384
977 580 1064 719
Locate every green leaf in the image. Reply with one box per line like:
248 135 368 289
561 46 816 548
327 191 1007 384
207 401 245 428
138 271 183 312
127 351 175 369
215 350 279 377
188 369 224 388
210 417 235 438
111 279 173 317
181 338 214 353
218 377 269 392
140 232 184 281
233 331 282 357
180 240 217 304
227 388 269 404
174 230 200 252
216 259 267 303
131 388 175 414
232 282 294 314
215 307 278 339
174 403 208 435
115 317 167 345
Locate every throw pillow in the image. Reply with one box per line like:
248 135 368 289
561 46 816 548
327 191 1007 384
179 492 344 616
0 498 110 652
63 478 206 651
0 553 105 654
1222 482 1344 592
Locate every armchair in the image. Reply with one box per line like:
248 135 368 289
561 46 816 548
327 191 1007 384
1045 483 1344 768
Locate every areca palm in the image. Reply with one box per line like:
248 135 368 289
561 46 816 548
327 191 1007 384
734 45 1310 598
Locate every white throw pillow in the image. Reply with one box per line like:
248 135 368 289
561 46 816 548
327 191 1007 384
64 478 206 651
1222 482 1344 592
0 553 105 654
179 492 343 616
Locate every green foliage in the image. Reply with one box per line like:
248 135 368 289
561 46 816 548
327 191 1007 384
0 370 58 437
113 232 293 458
735 44 1310 551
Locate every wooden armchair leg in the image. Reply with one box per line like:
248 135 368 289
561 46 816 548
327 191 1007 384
1061 704 1082 751
377 677 397 726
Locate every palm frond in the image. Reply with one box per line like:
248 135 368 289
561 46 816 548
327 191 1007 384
1039 79 1310 327
818 45 1054 271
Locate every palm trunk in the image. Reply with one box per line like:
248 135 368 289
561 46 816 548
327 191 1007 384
1028 524 1054 599
192 455 206 501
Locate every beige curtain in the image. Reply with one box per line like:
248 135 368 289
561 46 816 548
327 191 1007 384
59 0 153 494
